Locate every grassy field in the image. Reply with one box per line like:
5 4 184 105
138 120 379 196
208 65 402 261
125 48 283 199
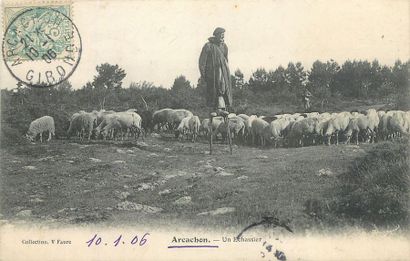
0 134 380 233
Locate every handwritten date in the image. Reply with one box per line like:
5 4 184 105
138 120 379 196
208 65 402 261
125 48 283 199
86 233 150 247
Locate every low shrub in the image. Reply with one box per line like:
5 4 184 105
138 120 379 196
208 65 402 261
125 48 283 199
333 139 409 228
305 138 409 229
0 123 28 147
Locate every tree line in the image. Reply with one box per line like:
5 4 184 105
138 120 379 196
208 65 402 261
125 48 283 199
231 59 409 111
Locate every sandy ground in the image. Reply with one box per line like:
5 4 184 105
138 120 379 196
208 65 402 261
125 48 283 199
0 134 373 232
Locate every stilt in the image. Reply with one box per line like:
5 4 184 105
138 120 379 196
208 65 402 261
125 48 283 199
225 115 232 155
209 114 214 155
209 110 233 155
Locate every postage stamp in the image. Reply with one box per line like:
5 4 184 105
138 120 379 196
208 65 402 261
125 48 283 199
2 1 81 87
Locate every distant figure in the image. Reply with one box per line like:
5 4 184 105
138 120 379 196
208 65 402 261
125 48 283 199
302 88 312 111
199 27 232 113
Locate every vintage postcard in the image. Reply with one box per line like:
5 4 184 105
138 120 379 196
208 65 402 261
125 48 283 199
0 0 409 260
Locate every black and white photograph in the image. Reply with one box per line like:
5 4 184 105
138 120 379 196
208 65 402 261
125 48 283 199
0 0 409 260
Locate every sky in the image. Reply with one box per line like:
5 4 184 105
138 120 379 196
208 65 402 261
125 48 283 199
0 0 409 90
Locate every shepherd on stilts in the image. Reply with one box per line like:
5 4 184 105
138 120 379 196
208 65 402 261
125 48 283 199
199 27 233 155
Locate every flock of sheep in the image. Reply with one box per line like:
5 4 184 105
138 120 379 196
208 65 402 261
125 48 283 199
199 109 410 147
25 107 410 148
68 109 143 141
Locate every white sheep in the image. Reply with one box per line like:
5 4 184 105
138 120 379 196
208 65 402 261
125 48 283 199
324 112 351 145
188 116 201 142
366 109 380 142
293 115 305 122
114 111 143 140
94 112 117 139
377 110 386 119
77 113 98 141
277 113 292 119
228 113 237 118
305 112 320 118
169 109 194 129
175 115 201 142
292 113 301 118
263 118 291 147
67 114 82 138
236 114 250 141
216 116 245 143
68 111 99 140
345 109 379 145
387 111 408 138
314 115 332 140
97 111 142 140
70 111 82 122
92 109 108 125
245 115 258 144
176 116 191 140
351 111 361 117
209 116 224 134
237 114 249 122
152 108 174 131
101 117 122 140
202 116 224 141
26 116 55 142
68 111 85 138
287 117 319 147
251 118 270 146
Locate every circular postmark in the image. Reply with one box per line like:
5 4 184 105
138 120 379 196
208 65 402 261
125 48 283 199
2 7 82 88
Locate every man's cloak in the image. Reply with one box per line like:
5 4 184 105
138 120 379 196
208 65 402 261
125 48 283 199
198 37 233 108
